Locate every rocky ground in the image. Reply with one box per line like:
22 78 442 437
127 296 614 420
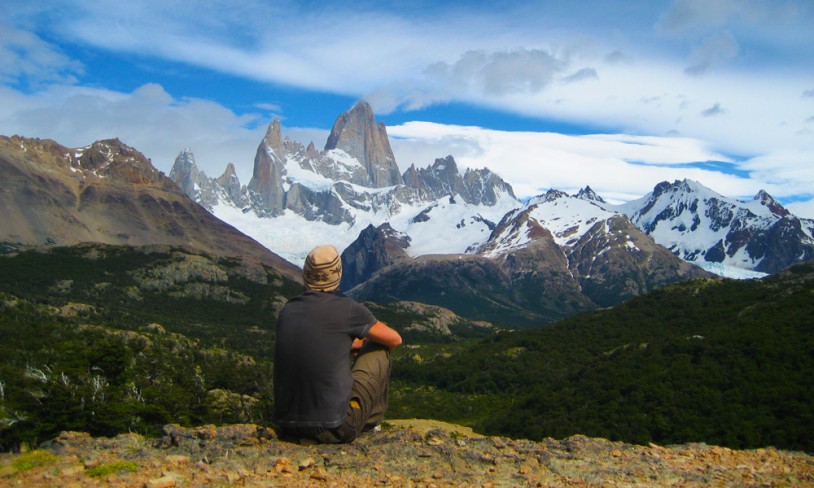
1 419 812 487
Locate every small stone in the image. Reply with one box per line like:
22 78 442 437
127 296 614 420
480 453 495 464
311 468 330 481
275 457 294 474
258 426 277 440
60 465 85 477
63 455 81 464
432 471 444 479
612 449 623 458
299 457 317 470
195 425 217 440
165 455 189 466
223 471 241 483
145 476 177 488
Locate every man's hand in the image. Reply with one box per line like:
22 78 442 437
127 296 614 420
351 337 367 357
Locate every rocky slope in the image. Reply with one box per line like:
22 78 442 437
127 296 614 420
0 135 300 281
2 421 812 487
339 222 412 290
348 190 710 326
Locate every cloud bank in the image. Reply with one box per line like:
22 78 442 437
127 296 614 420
0 0 812 217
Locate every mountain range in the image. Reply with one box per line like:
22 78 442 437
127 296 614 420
170 102 814 279
168 102 813 324
2 101 813 326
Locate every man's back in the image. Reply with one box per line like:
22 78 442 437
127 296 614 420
273 290 375 429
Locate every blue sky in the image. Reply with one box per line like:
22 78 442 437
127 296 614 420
2 0 813 217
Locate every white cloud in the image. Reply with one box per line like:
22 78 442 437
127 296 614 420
0 83 266 183
2 0 814 221
684 32 739 76
700 103 726 117
2 79 813 220
787 200 814 220
387 121 813 216
0 25 82 86
427 49 568 97
656 0 809 39
6 1 812 158
562 67 599 84
657 0 745 33
739 150 814 197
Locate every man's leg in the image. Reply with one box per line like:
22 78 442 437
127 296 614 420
346 341 392 435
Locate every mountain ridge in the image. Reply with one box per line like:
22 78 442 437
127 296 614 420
0 135 301 282
346 194 710 326
168 103 814 280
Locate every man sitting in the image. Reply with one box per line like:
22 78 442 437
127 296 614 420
273 244 402 443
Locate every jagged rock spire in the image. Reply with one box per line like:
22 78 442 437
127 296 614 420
247 119 286 216
169 149 199 196
325 101 402 188
401 155 516 205
264 118 285 160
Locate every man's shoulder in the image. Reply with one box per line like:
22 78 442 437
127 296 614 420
287 290 361 306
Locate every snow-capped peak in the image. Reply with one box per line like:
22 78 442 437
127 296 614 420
481 191 622 257
610 179 813 275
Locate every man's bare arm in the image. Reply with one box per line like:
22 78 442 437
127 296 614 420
364 321 402 349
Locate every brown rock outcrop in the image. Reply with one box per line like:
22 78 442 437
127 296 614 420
2 421 812 487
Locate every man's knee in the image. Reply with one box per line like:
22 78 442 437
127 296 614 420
352 343 391 378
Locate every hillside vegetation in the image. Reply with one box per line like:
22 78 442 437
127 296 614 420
1 243 812 454
394 263 814 452
0 244 301 450
0 244 486 451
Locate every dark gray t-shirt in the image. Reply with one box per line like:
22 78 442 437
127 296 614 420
273 290 376 429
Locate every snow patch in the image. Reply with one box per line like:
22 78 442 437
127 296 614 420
694 261 767 280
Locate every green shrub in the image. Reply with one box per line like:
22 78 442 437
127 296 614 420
86 461 138 477
11 450 58 471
